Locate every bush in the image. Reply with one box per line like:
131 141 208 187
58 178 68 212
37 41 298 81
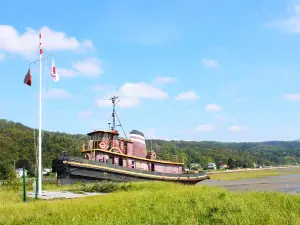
77 181 133 193
3 165 20 191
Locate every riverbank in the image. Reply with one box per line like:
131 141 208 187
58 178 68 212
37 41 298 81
208 166 300 180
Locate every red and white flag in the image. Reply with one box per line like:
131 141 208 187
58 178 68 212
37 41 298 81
51 59 59 82
39 29 43 55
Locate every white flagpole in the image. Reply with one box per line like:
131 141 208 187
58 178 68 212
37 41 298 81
38 28 43 195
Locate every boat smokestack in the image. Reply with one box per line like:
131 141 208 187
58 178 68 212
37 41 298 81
130 130 147 158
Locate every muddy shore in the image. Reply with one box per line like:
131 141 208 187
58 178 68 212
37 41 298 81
198 170 300 194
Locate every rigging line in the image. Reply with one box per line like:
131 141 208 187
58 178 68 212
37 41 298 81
114 112 128 139
41 57 49 140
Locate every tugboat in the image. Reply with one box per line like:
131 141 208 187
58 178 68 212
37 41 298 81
52 96 210 185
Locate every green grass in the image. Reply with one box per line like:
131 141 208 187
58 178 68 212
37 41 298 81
209 167 300 180
1 182 300 225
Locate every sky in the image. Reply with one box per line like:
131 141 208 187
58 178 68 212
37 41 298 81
1 0 300 142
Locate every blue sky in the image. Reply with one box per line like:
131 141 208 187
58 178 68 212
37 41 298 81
1 0 300 142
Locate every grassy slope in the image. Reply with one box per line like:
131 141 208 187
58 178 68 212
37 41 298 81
1 182 300 225
209 167 300 180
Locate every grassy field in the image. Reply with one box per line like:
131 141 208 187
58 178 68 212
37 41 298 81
209 167 300 180
1 181 300 225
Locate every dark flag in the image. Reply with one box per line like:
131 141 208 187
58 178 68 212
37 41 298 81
24 68 32 86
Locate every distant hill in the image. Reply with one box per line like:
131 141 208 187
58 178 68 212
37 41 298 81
0 119 88 176
0 119 300 177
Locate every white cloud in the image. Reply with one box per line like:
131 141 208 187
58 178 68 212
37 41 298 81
58 57 103 78
96 82 168 108
58 68 78 77
175 91 200 101
0 53 4 62
0 25 93 58
205 104 221 112
119 82 168 99
196 124 215 132
72 58 103 77
228 125 248 132
78 110 93 118
283 93 300 101
268 4 300 34
201 58 219 68
44 88 72 99
154 76 178 84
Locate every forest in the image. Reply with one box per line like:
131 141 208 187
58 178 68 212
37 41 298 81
1 119 300 178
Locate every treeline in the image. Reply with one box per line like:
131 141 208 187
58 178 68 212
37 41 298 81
0 119 88 178
145 140 300 168
1 119 300 178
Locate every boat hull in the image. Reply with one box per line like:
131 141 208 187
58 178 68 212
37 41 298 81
52 156 210 185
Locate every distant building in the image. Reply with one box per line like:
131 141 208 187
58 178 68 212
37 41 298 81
43 168 52 175
206 162 216 170
190 163 202 170
219 164 228 170
15 168 27 178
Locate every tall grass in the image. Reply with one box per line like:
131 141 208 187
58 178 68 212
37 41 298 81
1 181 300 225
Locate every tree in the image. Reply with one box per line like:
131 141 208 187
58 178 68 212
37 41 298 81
3 165 20 191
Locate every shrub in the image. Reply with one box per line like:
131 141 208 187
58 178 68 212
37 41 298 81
3 165 20 191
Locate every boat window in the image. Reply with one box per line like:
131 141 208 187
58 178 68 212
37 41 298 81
113 135 118 140
104 133 108 140
131 160 135 168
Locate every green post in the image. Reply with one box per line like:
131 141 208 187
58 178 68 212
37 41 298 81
22 167 26 202
35 168 38 200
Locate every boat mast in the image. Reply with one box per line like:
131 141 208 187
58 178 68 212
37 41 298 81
109 96 128 138
110 96 119 130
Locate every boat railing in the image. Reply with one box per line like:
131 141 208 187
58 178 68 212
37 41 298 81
67 157 207 178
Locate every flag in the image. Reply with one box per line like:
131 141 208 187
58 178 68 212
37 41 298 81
51 59 59 82
24 69 32 86
39 30 43 55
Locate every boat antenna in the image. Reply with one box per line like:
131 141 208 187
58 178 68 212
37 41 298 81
109 96 119 130
109 96 128 138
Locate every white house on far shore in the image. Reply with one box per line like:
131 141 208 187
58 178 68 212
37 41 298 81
15 168 27 178
207 162 217 170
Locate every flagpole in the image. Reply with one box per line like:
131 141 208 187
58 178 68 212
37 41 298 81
38 28 43 195
26 28 55 197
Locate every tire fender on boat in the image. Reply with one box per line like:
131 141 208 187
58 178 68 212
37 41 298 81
152 152 156 159
99 142 106 149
